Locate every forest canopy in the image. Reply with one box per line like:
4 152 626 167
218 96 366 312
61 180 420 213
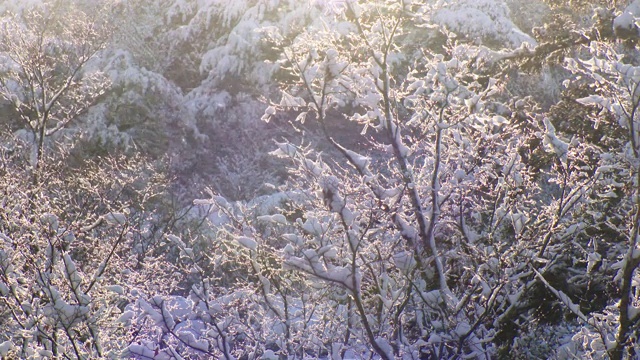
1 0 640 359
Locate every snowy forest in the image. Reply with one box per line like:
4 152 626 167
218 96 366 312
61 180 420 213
1 0 640 359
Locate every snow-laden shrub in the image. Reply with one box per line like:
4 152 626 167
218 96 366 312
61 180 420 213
0 140 176 359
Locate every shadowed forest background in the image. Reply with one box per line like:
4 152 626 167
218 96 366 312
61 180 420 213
1 0 640 359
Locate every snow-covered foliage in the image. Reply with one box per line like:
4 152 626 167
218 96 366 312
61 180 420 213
138 1 621 358
613 0 640 38
3 0 640 359
556 39 640 360
0 145 176 358
433 0 537 48
0 0 112 180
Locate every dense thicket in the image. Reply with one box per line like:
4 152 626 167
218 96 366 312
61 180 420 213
1 0 640 359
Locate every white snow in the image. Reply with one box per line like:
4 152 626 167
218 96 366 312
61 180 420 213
177 330 209 351
613 0 640 33
63 254 82 291
542 118 568 161
39 350 54 357
374 337 394 360
139 299 164 326
257 214 288 225
0 283 8 296
237 236 258 251
433 0 537 48
423 290 442 306
279 92 307 108
167 234 186 247
455 322 471 337
510 213 527 234
393 251 416 272
283 233 303 245
0 341 13 357
300 217 325 236
304 158 324 177
103 212 127 226
344 149 371 170
106 285 125 295
395 215 417 240
261 350 279 360
127 343 168 359
428 333 442 344
40 213 59 231
628 305 640 321
265 105 276 115
117 310 134 324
